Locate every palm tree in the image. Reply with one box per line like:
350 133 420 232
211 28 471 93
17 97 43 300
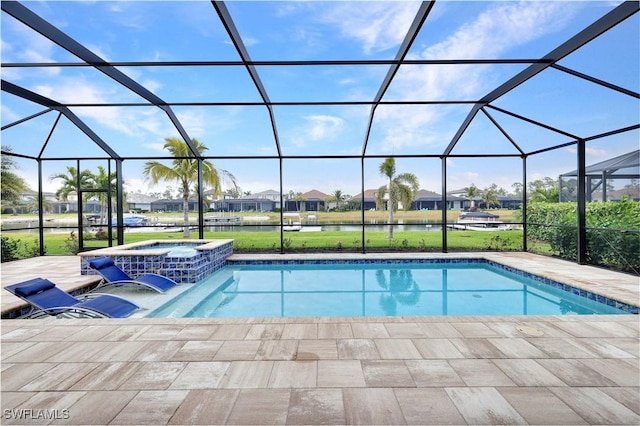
464 184 480 209
50 166 94 202
87 166 120 224
481 187 500 209
330 189 346 211
24 193 52 214
143 137 237 238
376 158 419 239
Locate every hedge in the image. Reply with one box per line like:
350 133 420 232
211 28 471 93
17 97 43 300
526 199 640 273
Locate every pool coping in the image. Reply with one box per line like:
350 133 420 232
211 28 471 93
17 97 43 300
76 239 234 257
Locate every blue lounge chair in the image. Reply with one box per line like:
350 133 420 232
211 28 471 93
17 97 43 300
5 278 139 318
87 256 177 293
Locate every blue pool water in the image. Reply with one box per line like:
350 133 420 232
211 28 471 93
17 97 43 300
147 261 631 318
133 243 200 257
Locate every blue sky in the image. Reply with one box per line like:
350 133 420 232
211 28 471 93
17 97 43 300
1 1 638 197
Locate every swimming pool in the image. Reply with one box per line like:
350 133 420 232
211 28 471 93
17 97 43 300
147 260 634 318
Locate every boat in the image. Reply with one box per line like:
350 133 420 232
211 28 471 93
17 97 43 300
282 212 302 231
111 212 148 227
447 211 510 231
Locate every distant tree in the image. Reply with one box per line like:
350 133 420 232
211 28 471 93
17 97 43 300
1 146 29 205
243 190 252 196
511 182 523 198
162 186 175 199
376 158 419 239
226 187 241 199
144 137 237 238
528 177 559 202
625 179 639 189
485 183 507 196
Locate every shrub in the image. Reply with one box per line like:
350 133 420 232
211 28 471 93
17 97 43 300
527 200 640 272
64 231 80 255
1 236 19 262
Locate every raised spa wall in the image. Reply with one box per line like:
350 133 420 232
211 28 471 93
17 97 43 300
78 239 233 284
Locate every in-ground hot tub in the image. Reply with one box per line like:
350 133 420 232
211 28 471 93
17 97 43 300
78 239 233 283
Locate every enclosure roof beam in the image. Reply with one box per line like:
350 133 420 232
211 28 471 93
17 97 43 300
362 1 435 157
1 107 53 131
486 105 582 141
1 80 121 160
480 107 525 156
442 0 639 156
1 0 200 157
212 1 282 157
551 64 640 99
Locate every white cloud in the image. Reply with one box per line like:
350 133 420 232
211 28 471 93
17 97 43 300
142 142 167 153
566 146 608 156
322 2 422 54
371 1 578 151
290 115 345 148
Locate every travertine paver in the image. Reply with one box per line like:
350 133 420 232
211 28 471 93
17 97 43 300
446 387 527 425
448 359 517 387
1 253 639 425
343 388 405 425
218 361 274 389
361 360 415 387
491 359 567 387
70 362 142 391
169 362 230 389
317 360 366 388
255 339 298 360
54 390 138 425
168 389 239 425
226 389 290 424
548 387 640 425
287 388 346 425
213 340 261 360
297 339 338 360
337 338 380 359
497 387 587 425
405 360 466 387
394 388 467 425
111 390 188 425
268 360 317 388
411 338 465 359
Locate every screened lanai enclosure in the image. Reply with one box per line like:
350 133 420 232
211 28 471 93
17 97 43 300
1 1 639 273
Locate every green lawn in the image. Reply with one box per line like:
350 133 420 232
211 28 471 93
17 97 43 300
3 229 526 256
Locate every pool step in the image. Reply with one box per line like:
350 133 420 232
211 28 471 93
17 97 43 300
148 268 236 318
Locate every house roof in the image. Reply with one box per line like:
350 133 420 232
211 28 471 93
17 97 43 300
350 189 379 201
254 189 280 196
127 192 158 203
302 190 330 201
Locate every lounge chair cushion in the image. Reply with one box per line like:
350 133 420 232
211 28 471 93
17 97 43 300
13 278 56 297
88 257 116 270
